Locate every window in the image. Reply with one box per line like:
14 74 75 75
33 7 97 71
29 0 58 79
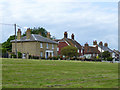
78 49 79 53
40 52 43 57
40 43 43 48
52 44 54 49
46 43 48 49
57 47 59 51
81 49 83 53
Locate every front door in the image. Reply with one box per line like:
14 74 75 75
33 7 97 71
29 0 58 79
46 52 48 59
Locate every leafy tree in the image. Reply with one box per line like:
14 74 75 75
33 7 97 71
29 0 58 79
61 46 78 58
2 35 15 52
23 27 47 37
99 51 111 60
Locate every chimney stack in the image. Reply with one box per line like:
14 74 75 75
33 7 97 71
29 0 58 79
93 40 97 45
85 42 89 47
47 32 51 39
17 29 21 40
39 32 42 36
99 41 103 46
104 43 108 47
26 28 31 39
64 32 68 38
71 33 74 40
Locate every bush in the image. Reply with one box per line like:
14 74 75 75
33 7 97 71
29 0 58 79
107 57 113 61
11 54 16 58
41 57 45 59
18 52 22 58
33 56 39 59
48 56 52 60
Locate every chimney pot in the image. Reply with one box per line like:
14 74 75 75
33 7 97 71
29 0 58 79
93 40 97 45
64 32 68 38
71 33 74 40
104 43 108 47
99 41 103 46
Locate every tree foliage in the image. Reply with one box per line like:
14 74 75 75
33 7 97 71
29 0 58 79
61 46 78 58
99 51 111 60
2 35 15 52
23 27 47 37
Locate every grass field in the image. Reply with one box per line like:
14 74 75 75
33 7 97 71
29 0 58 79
2 58 118 88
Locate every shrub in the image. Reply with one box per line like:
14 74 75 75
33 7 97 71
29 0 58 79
11 54 16 58
41 57 45 59
33 56 39 59
18 52 22 58
107 57 113 61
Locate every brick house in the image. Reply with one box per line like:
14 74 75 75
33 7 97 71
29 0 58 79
11 28 58 59
83 41 100 59
54 32 83 56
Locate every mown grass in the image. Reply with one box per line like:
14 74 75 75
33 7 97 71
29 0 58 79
2 58 118 88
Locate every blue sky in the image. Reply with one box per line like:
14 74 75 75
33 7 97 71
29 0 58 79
0 0 118 50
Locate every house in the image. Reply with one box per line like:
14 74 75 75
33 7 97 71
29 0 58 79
11 28 58 59
83 42 100 59
92 40 117 59
54 32 83 56
112 49 120 60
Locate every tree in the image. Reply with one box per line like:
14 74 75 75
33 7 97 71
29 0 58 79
23 27 47 37
61 46 78 58
99 51 111 60
2 35 15 52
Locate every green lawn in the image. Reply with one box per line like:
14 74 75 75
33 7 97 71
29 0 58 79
2 58 118 88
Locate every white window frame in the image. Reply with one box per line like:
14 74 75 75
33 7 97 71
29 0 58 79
52 44 54 49
57 47 59 51
40 43 43 48
46 43 48 49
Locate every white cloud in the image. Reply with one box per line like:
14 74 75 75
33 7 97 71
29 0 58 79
0 0 118 49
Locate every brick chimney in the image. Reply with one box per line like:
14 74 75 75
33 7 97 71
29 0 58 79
99 41 103 46
71 33 74 40
104 43 108 47
85 42 89 47
17 29 21 40
93 40 97 45
47 32 50 39
26 28 31 39
64 32 68 38
39 32 42 36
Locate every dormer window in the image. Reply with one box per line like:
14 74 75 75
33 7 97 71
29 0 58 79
46 43 48 49
40 43 43 48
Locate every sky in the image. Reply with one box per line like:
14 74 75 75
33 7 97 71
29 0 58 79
0 0 118 50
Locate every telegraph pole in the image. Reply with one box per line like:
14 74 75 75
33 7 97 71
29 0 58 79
14 24 17 58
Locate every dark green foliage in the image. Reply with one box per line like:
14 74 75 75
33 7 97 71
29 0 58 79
99 51 111 60
23 27 47 37
107 57 113 61
18 52 22 58
2 35 15 52
61 46 78 58
0 48 7 57
11 54 16 58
